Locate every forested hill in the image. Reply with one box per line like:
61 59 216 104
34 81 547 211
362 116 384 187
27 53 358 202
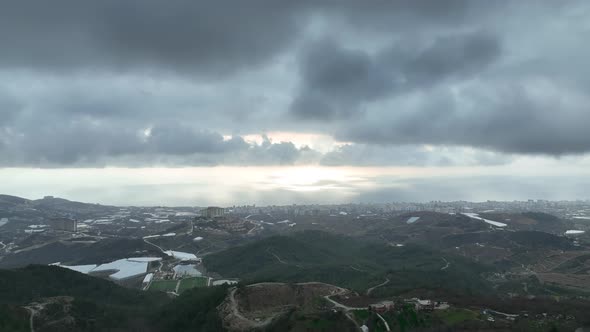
0 265 228 332
204 230 494 296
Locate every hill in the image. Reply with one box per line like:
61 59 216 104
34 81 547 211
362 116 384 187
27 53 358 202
0 238 164 268
0 265 230 331
479 212 573 234
0 265 164 306
0 194 117 217
31 196 118 215
0 195 31 208
0 265 169 331
442 230 576 251
217 282 356 332
363 211 488 247
204 230 494 296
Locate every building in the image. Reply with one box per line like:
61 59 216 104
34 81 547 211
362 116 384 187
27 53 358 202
369 301 395 313
172 264 202 278
405 298 434 311
142 273 154 285
482 308 519 320
49 217 77 232
202 206 225 218
216 217 249 232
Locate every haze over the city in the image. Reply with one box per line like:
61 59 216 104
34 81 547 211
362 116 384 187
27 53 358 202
2 1 590 205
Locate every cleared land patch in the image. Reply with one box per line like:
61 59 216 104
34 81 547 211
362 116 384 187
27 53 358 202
435 308 479 325
178 277 208 293
538 273 590 290
149 280 178 292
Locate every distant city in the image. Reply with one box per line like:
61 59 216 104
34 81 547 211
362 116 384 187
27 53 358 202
227 199 590 220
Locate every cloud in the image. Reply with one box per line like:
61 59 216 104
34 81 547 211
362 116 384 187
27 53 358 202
230 136 321 166
290 31 500 120
147 125 248 155
1 119 143 166
0 121 323 167
0 1 505 76
0 1 306 76
0 0 589 168
337 81 590 155
290 39 391 120
320 144 511 167
2 113 514 167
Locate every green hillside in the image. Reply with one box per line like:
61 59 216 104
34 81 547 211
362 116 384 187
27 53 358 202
0 265 169 331
204 231 494 295
479 212 572 234
0 265 228 331
441 230 575 251
0 305 29 332
0 265 164 305
153 285 228 331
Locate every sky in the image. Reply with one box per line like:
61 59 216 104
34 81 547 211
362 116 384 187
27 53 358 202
1 1 590 206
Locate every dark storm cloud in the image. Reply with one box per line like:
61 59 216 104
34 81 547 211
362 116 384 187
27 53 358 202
0 0 589 166
0 118 321 167
0 92 22 124
0 0 304 75
1 120 144 166
337 84 590 155
236 136 310 166
291 31 501 120
315 0 501 33
291 39 387 120
400 32 500 85
147 125 248 155
0 0 498 75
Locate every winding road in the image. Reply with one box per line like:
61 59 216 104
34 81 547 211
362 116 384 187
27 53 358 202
376 312 391 331
24 303 44 332
266 248 288 265
441 257 450 270
366 277 390 296
266 248 302 268
25 307 35 332
143 237 165 253
349 265 367 272
323 288 391 332
226 287 278 329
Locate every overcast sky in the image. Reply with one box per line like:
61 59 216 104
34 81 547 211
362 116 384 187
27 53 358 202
1 1 590 205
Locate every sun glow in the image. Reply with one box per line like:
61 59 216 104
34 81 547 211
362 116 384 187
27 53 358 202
265 166 368 192
242 132 349 153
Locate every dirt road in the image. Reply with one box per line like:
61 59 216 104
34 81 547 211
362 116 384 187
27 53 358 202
441 257 450 270
24 303 45 332
366 277 390 296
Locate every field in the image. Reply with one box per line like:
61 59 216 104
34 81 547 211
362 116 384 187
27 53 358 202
353 309 370 322
435 308 479 325
530 251 590 273
149 280 179 292
177 277 208 293
537 273 590 290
